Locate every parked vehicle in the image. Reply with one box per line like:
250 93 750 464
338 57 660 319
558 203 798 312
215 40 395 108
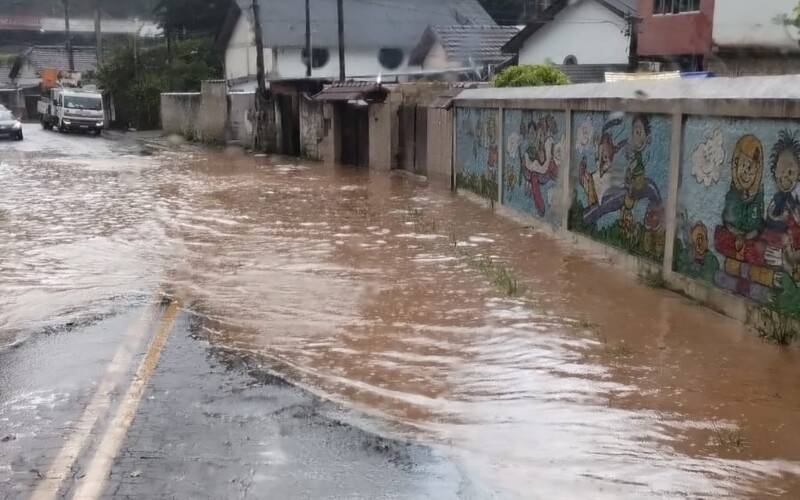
0 108 23 141
38 88 105 135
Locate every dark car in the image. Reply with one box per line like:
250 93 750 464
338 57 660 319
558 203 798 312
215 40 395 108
0 109 23 140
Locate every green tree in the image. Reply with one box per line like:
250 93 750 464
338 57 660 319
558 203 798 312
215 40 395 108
97 37 222 130
492 64 570 87
153 0 232 37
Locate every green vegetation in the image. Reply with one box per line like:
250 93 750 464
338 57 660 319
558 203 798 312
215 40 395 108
456 171 498 201
97 37 221 130
755 275 800 345
491 65 570 88
640 270 666 289
465 255 524 297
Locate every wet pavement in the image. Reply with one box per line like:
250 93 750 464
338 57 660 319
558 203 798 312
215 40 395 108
2 127 800 499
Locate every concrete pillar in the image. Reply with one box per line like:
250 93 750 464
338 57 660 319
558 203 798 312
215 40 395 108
199 80 228 143
662 112 684 277
321 103 342 166
561 109 573 230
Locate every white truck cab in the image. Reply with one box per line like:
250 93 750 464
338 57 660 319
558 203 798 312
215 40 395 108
38 88 105 134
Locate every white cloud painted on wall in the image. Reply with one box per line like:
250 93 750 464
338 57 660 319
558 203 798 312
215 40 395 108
691 129 725 187
576 119 594 153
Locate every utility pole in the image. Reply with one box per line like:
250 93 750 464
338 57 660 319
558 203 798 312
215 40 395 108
251 0 270 150
305 0 312 77
337 0 345 82
95 0 102 67
63 0 74 72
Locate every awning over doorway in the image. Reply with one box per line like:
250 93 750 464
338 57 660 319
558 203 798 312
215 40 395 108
313 82 388 103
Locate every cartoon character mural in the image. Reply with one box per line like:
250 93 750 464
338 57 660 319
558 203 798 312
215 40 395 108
675 117 800 310
570 112 670 262
455 107 500 201
503 110 566 226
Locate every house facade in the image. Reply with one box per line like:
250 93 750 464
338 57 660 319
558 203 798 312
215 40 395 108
219 0 495 85
637 0 800 75
408 25 520 77
502 0 636 82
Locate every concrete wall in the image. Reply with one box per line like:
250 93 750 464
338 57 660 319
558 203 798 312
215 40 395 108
452 76 800 327
518 0 631 66
161 92 202 140
161 82 254 145
426 108 453 184
299 96 324 160
228 91 256 148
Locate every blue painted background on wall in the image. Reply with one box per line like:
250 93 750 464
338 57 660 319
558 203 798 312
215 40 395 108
502 109 566 227
569 112 672 263
455 107 499 201
675 116 800 313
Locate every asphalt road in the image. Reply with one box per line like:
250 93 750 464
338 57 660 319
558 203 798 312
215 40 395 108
0 128 469 500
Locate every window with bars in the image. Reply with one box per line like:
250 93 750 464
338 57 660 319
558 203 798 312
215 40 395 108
653 0 700 15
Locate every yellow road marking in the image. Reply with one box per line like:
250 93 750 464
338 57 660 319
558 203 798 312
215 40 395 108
71 299 181 500
29 306 158 500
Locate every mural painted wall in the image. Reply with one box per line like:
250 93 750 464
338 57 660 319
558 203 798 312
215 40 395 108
675 116 800 313
569 112 671 263
455 107 500 201
502 109 566 227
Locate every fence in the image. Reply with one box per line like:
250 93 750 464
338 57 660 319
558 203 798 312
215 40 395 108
453 75 800 324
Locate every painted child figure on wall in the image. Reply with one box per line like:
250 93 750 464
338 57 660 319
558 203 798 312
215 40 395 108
579 118 626 214
763 130 800 277
714 135 766 265
520 115 559 216
620 115 659 235
678 221 720 283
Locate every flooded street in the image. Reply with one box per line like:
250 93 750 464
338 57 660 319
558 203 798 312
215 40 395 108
2 128 800 498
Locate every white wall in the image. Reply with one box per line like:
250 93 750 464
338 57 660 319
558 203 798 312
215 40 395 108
713 0 800 52
422 41 457 70
225 16 273 81
225 15 417 81
518 0 630 66
272 47 413 80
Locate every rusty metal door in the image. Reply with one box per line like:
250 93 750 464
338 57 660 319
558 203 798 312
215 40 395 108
398 104 417 172
414 106 428 175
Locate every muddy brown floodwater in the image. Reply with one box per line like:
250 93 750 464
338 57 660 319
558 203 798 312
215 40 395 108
2 133 800 498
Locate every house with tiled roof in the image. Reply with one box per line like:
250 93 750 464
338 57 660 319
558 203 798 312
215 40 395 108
217 0 497 87
408 25 520 77
502 0 637 83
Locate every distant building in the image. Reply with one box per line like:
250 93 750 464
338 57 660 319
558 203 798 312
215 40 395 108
0 46 99 117
217 0 496 87
636 0 800 76
501 0 636 83
408 25 519 79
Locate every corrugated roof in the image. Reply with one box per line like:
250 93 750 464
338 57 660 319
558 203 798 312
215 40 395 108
237 0 495 49
26 45 97 73
410 25 519 66
313 81 387 102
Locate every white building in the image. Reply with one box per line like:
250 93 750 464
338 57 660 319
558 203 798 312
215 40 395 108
709 0 800 76
501 0 636 82
218 0 496 86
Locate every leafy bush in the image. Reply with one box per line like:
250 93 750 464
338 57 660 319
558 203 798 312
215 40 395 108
96 37 222 130
491 64 570 88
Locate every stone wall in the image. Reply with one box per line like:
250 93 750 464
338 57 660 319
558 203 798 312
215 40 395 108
426 108 453 184
160 92 202 140
299 96 324 161
451 75 800 326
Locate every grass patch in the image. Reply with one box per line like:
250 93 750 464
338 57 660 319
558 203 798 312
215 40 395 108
710 424 747 453
640 270 667 289
756 307 798 346
465 255 525 297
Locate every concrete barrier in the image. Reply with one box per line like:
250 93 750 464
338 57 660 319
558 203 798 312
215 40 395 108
453 75 800 327
161 80 247 145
